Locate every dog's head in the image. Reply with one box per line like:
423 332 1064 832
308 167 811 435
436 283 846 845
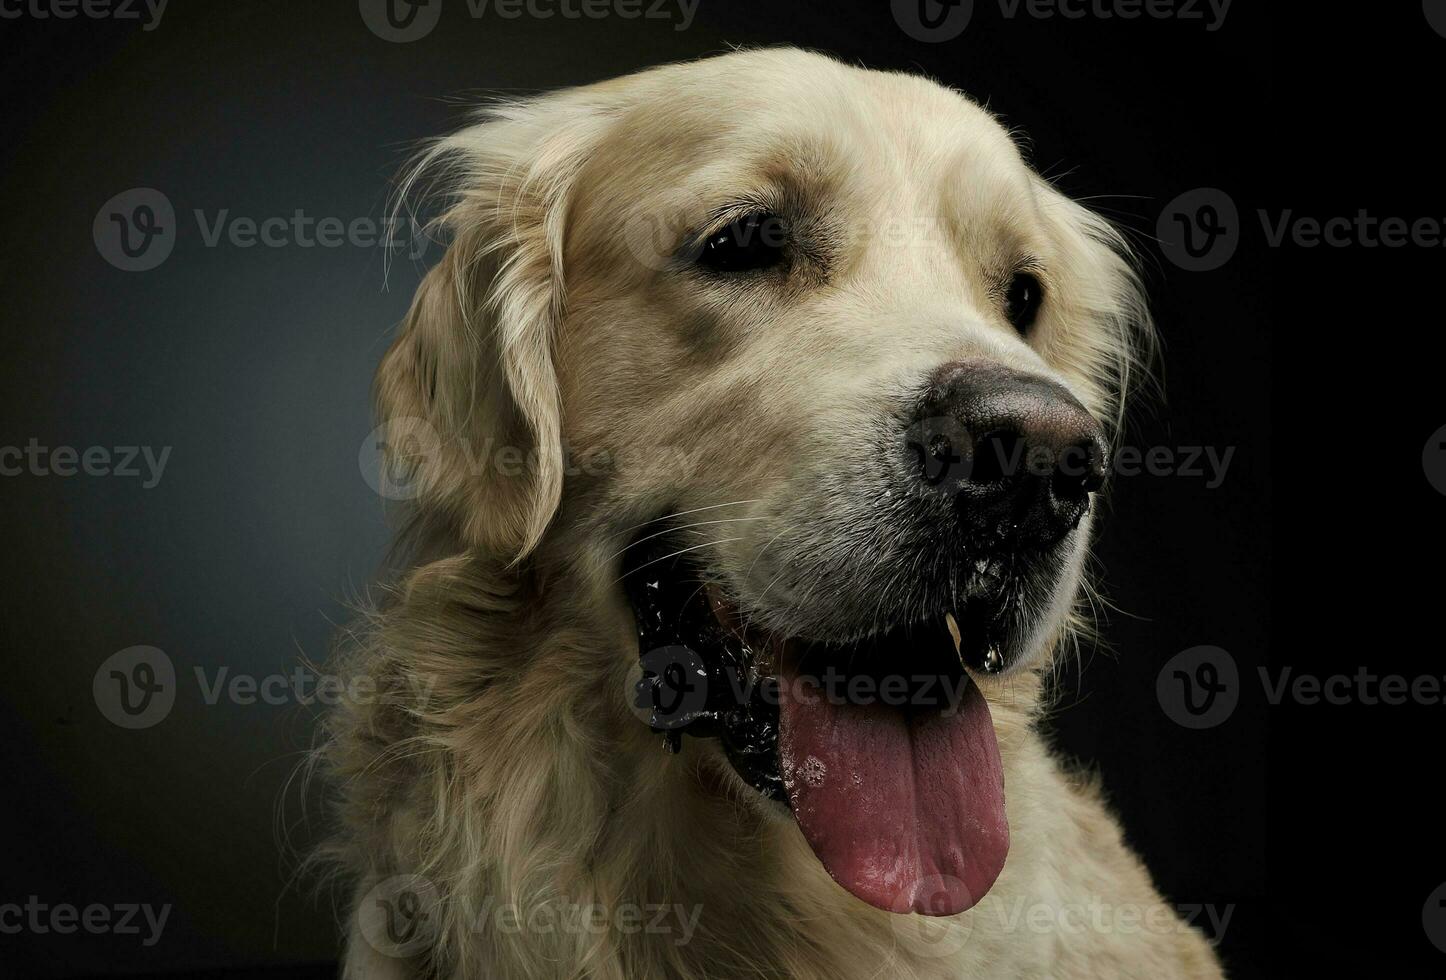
377 48 1150 919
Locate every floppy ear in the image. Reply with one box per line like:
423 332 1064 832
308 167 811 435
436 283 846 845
375 96 614 559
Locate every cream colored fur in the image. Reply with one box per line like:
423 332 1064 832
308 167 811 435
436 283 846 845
319 48 1225 979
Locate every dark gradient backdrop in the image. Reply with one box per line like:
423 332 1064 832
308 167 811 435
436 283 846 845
1 2 1280 976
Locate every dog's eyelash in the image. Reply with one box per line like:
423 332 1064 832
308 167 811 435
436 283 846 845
992 257 1046 295
694 203 779 246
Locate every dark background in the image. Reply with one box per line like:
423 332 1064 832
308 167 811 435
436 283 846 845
4 1 1418 976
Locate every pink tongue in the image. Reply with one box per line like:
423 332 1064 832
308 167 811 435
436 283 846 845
778 654 1008 916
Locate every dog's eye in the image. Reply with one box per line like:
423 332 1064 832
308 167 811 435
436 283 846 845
695 212 787 274
1004 271 1044 333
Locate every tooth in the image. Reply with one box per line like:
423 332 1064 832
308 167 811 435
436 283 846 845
944 611 963 662
984 646 1004 673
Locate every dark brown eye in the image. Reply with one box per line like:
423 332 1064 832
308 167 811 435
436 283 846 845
695 212 787 273
1004 271 1044 334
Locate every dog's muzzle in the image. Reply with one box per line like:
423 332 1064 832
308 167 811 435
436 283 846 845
623 360 1110 918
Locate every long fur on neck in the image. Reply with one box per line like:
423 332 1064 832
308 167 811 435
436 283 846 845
315 536 1048 978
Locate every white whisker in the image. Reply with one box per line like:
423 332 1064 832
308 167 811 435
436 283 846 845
607 499 763 540
610 537 747 586
604 516 767 565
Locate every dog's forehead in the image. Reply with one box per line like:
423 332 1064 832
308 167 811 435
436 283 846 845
629 48 1008 137
577 51 1033 222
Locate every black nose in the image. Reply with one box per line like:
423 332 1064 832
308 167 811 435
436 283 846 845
904 361 1108 550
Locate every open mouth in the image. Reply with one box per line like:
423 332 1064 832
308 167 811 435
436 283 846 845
623 528 1012 917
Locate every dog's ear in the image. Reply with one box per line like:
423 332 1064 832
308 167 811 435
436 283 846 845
375 97 614 560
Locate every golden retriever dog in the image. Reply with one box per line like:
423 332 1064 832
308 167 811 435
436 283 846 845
319 47 1224 979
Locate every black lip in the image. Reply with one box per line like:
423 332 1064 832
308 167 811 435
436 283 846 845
623 529 786 802
621 523 1013 803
